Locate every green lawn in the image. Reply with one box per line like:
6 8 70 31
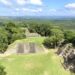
0 37 70 75
0 51 70 75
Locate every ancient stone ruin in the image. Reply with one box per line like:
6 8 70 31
25 28 41 38
57 43 75 73
5 42 45 55
4 28 43 55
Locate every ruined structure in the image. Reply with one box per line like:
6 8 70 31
5 42 45 55
25 28 41 37
57 43 75 73
17 42 44 54
4 28 44 55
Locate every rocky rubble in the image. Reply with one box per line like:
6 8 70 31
57 43 75 73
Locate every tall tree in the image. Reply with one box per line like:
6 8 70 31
4 22 25 44
64 30 75 45
0 28 8 53
43 28 64 48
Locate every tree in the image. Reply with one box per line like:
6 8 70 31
43 28 64 48
4 22 25 44
0 28 8 53
35 24 52 36
11 28 25 43
28 23 52 36
51 28 64 47
43 36 56 48
27 23 36 33
64 30 75 45
51 28 64 41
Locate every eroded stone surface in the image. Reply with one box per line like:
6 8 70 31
5 42 45 55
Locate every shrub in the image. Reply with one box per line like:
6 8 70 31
43 36 56 48
0 65 6 75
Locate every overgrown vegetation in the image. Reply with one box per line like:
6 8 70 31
64 30 75 45
0 22 25 53
28 23 52 36
43 27 64 48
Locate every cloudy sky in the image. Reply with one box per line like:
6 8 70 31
0 0 75 16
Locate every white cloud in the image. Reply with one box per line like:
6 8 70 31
30 0 42 5
0 0 12 5
65 3 75 9
15 8 42 13
16 0 27 5
16 0 43 5
22 8 29 11
15 8 20 11
30 8 42 12
49 9 57 12
15 8 29 11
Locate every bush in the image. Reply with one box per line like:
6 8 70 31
43 28 65 48
0 28 8 53
43 37 56 48
43 27 65 48
64 30 75 45
0 65 6 75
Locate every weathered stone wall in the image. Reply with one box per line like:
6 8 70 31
57 43 75 73
17 43 44 54
5 42 45 55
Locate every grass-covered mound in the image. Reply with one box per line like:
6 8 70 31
0 51 70 75
5 37 46 55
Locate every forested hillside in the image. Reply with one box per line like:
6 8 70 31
0 18 75 75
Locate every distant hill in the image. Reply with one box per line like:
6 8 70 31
0 16 75 30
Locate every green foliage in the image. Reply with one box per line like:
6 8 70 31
0 22 25 52
0 65 6 75
11 29 25 42
51 28 64 41
64 30 75 45
28 24 52 36
43 28 64 48
36 24 52 36
43 37 55 48
28 23 36 33
0 28 8 53
4 22 25 44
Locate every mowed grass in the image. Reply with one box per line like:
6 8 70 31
1 37 70 75
0 51 70 75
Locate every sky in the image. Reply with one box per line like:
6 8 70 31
0 0 75 16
